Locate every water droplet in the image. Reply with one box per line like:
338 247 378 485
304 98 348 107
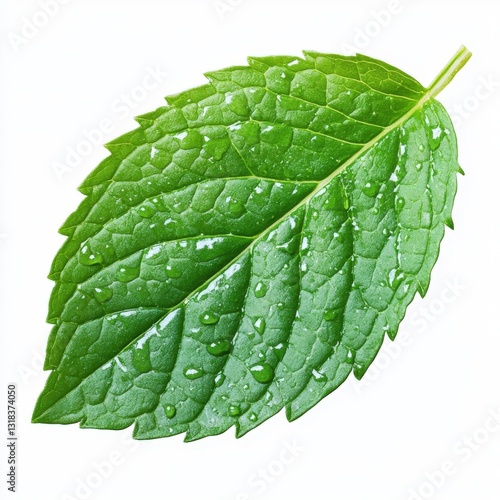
163 404 176 418
333 232 345 243
107 313 119 325
345 350 355 364
323 309 337 322
93 287 113 303
137 204 157 218
214 372 225 387
249 363 274 384
395 197 406 213
324 197 337 211
228 198 245 217
388 269 405 290
132 345 151 372
371 206 380 215
184 367 204 380
152 197 168 211
206 340 232 357
199 311 220 325
418 144 425 152
101 243 116 261
253 317 266 334
415 163 423 171
312 368 327 383
79 243 103 266
249 412 257 422
276 240 294 255
362 182 378 197
116 265 140 283
165 265 182 279
353 363 365 379
273 343 286 361
228 404 241 417
254 282 268 298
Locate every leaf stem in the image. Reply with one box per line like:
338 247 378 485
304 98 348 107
427 45 472 98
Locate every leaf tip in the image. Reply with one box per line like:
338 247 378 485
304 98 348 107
31 412 42 424
31 401 47 424
183 432 199 443
416 278 429 298
234 425 247 439
184 426 214 443
285 403 305 423
302 50 319 61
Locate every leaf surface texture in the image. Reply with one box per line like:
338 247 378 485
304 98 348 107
33 50 466 440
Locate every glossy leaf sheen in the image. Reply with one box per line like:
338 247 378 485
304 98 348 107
33 50 464 441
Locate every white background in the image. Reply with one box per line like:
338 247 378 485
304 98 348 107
1 1 499 499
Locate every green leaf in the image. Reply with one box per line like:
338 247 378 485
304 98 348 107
33 47 471 440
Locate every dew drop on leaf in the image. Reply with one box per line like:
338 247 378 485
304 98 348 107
199 311 220 325
254 282 268 298
93 287 113 303
249 363 274 384
227 198 246 217
79 244 103 266
388 269 405 290
106 313 119 325
361 182 379 197
165 264 182 279
395 197 406 212
116 265 140 283
323 309 337 321
353 363 365 379
206 340 232 357
137 204 157 218
273 343 286 361
345 350 355 364
163 404 176 419
333 232 345 243
214 372 225 387
253 317 266 334
228 404 241 417
312 369 327 383
323 199 334 210
184 367 205 380
132 345 151 372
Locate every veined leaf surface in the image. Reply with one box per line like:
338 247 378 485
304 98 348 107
33 47 470 440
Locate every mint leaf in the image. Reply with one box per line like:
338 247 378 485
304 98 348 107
33 47 471 440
